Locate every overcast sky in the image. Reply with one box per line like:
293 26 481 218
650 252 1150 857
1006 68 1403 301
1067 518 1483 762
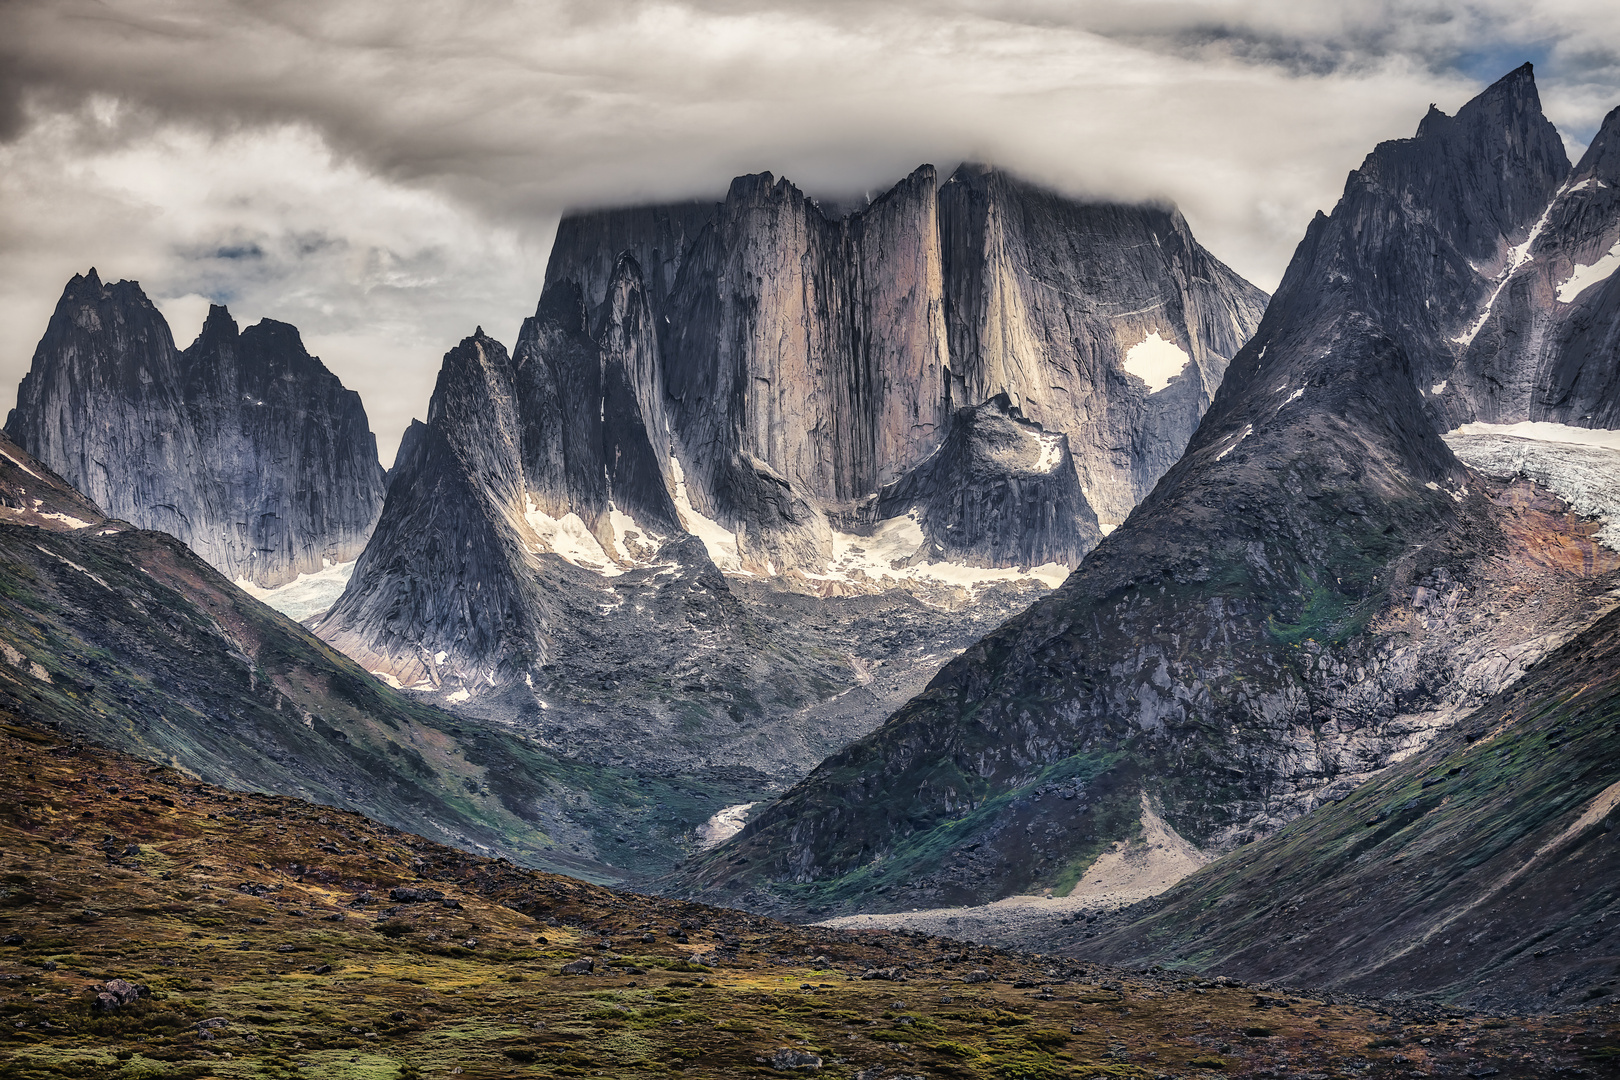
3 1 1618 465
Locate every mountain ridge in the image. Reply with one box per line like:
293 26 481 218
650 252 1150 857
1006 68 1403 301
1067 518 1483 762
4 271 387 588
666 65 1620 919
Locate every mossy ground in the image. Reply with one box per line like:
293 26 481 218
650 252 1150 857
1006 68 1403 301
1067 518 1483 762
0 716 1605 1078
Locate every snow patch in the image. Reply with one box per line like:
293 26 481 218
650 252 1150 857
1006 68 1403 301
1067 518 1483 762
607 505 664 564
37 512 93 530
1034 431 1065 472
1431 381 1448 395
523 499 621 576
446 689 471 703
697 802 757 849
668 455 743 572
806 514 1068 591
35 544 110 589
1098 522 1117 537
1556 239 1620 303
0 447 40 479
1450 421 1620 452
370 670 404 690
1123 331 1190 394
1214 424 1252 462
1279 387 1305 408
1454 184 1567 346
235 559 356 621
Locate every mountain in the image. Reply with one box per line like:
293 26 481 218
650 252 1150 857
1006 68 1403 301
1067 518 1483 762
1 722 1603 1077
0 430 777 883
1071 598 1620 1015
1433 102 1620 428
313 164 1266 784
670 65 1620 917
540 162 1267 572
4 272 387 588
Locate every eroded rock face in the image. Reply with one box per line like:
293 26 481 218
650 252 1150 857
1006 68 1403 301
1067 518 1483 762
321 163 1266 737
938 165 1268 531
4 274 386 587
1429 102 1620 428
671 65 1620 917
536 162 1267 575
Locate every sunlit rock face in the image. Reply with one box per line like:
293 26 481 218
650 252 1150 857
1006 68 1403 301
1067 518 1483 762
5 272 386 588
532 162 1267 575
314 163 1266 772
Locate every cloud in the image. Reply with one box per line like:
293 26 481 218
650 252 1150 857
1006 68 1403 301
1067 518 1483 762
0 1 1616 464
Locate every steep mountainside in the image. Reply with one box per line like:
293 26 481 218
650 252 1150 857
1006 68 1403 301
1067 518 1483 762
670 65 1620 917
314 328 1050 787
2 724 1605 1078
4 273 386 588
1434 104 1620 428
317 164 1265 776
1072 598 1620 1015
537 162 1267 574
0 432 785 884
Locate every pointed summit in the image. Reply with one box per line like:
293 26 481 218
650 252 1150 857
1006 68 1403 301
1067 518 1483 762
6 273 386 589
1574 104 1620 183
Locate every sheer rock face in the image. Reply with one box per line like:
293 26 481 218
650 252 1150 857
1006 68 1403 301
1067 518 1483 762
669 65 1620 917
1433 103 1620 427
938 165 1269 530
540 162 1266 576
320 163 1264 767
4 273 386 587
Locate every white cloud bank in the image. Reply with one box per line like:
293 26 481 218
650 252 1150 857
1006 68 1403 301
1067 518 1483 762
0 1 1617 464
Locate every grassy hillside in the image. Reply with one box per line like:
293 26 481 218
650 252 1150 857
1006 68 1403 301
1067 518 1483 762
0 716 1611 1079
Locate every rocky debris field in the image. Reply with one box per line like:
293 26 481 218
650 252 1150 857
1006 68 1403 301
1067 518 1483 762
0 716 1612 1078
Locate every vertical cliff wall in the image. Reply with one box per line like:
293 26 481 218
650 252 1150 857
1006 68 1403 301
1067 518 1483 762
5 272 387 587
319 162 1269 726
535 162 1269 575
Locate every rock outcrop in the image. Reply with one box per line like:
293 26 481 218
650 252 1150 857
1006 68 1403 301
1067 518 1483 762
4 273 387 587
668 65 1620 917
1429 101 1620 428
309 163 1266 802
525 162 1268 577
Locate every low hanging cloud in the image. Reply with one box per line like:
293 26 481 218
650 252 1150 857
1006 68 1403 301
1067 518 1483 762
1 0 1617 464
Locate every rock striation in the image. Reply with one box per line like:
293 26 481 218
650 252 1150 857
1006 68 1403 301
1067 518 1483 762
1431 102 1620 428
4 272 387 587
669 65 1620 917
321 164 1266 730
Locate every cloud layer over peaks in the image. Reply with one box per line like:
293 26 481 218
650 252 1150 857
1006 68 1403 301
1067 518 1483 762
2 1 1616 464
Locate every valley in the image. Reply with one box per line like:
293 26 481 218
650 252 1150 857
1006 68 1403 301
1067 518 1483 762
0 716 1611 1079
1 49 1619 1069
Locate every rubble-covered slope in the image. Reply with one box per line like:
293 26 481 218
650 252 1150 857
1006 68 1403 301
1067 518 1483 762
1073 597 1620 1015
